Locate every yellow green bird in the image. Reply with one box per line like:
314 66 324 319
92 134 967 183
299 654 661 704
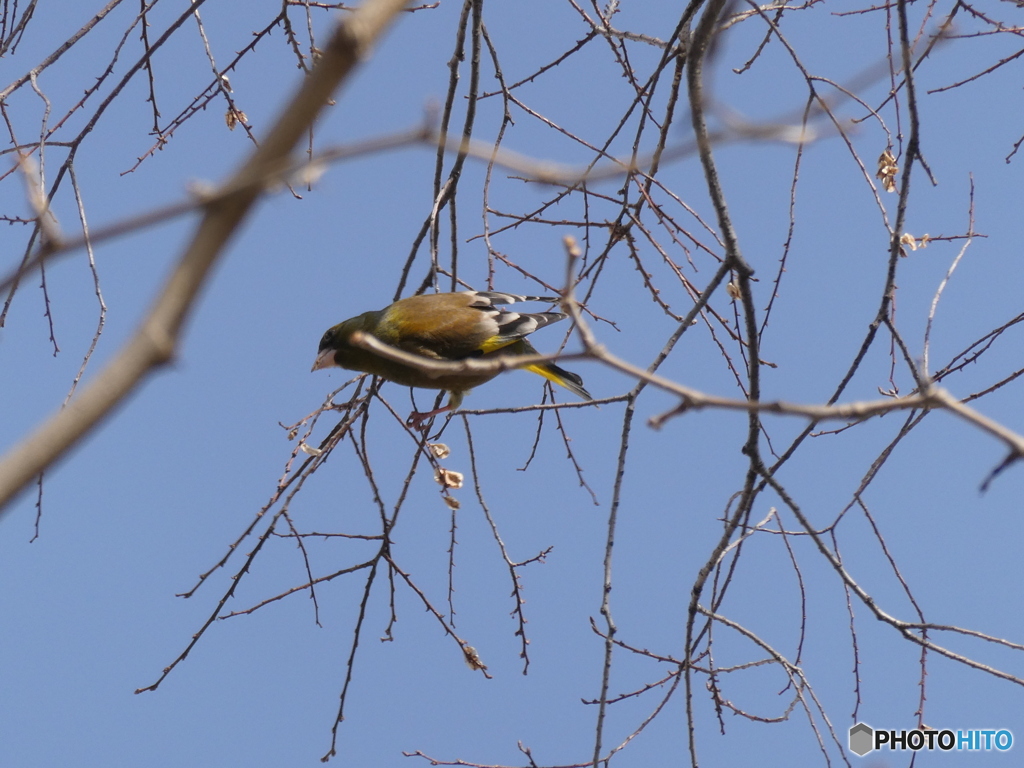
312 291 591 425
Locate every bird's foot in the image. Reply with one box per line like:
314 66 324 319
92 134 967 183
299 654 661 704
406 405 452 431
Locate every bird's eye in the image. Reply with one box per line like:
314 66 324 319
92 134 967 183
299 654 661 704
320 331 332 348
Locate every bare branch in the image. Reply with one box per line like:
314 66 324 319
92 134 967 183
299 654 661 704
0 0 411 513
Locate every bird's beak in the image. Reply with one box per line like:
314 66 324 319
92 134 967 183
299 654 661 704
311 348 336 372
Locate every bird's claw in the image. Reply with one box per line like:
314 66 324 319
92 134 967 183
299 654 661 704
407 411 431 431
406 405 453 431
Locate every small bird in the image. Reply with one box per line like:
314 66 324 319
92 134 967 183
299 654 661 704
312 291 591 426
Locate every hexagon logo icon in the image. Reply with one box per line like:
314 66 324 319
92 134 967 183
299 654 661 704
849 722 874 756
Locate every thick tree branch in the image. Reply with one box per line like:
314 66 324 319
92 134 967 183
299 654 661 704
0 0 410 514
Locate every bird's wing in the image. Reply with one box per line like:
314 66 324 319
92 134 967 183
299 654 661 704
378 291 567 360
462 292 567 354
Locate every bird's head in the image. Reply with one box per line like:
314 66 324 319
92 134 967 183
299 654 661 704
311 313 376 372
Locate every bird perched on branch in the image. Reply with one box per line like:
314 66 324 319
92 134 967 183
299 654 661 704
312 291 592 427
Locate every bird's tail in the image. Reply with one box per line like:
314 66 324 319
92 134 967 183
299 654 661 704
524 361 592 400
506 339 592 401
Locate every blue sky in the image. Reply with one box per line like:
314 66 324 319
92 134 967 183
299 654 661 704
2 1 1024 766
